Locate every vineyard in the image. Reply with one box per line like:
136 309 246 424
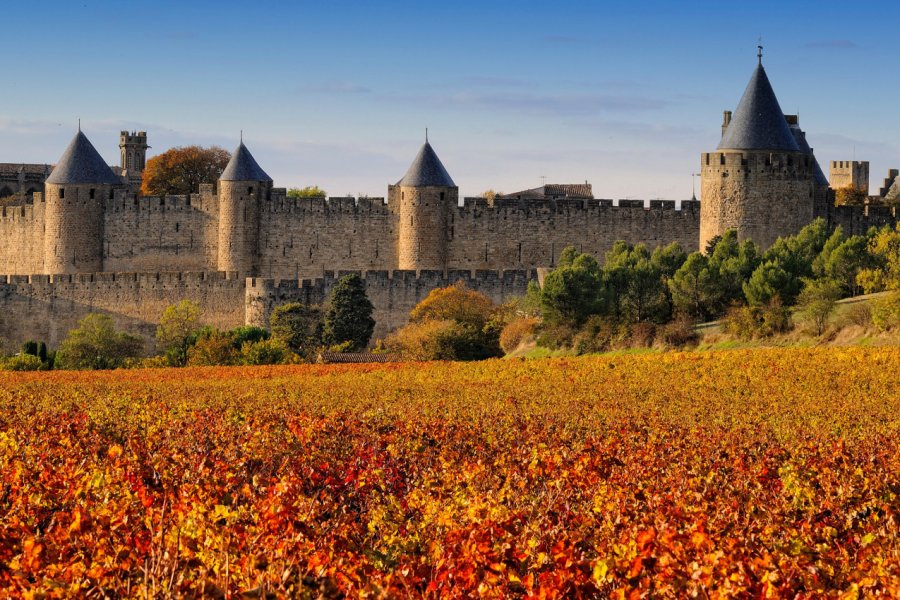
1 348 898 598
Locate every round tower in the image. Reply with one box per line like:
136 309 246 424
43 129 121 273
391 139 458 270
217 141 272 275
700 55 816 251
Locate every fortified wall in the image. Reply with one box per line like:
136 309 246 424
0 269 534 351
0 271 245 350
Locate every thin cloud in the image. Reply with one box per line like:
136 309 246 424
460 75 533 89
414 91 669 116
804 40 859 49
297 81 372 94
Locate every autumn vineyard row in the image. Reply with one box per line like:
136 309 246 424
1 347 898 598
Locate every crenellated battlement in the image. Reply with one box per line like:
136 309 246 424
262 195 390 215
701 151 815 177
457 196 699 214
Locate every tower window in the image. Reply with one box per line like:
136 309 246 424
248 186 254 194
440 192 445 201
89 189 95 199
60 188 65 199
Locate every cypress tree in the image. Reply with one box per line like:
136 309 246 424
322 274 375 352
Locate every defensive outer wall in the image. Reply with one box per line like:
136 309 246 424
0 269 534 350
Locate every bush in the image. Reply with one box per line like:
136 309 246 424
571 316 628 355
721 300 792 340
187 330 239 366
56 314 144 370
628 321 657 348
796 278 842 336
239 339 291 365
385 320 464 361
499 317 539 354
657 316 699 349
1 354 44 371
871 292 900 331
840 301 873 328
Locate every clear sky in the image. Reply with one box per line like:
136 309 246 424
1 0 898 200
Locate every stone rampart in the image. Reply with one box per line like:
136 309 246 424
246 268 536 340
0 198 45 274
0 271 245 351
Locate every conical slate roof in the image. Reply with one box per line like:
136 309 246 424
46 130 121 185
220 142 272 182
789 123 828 186
397 141 456 187
718 64 800 152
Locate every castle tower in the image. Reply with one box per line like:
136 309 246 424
43 129 121 273
217 140 272 275
700 55 816 250
829 160 869 194
119 130 149 180
389 139 458 271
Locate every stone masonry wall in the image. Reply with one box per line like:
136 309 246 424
103 190 219 273
447 198 700 268
0 272 245 352
0 198 45 274
256 193 397 280
246 269 536 341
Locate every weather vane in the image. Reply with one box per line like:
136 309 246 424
757 37 763 65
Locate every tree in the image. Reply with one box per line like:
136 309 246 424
286 186 327 198
322 274 375 351
156 300 203 366
708 231 761 306
141 145 230 197
834 185 867 207
388 282 502 361
743 260 792 306
603 243 668 323
668 253 719 320
269 303 323 360
540 247 605 327
856 224 900 293
56 314 143 370
823 235 870 296
797 278 842 336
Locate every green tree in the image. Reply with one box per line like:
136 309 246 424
269 303 323 360
541 247 605 327
668 253 719 320
823 235 870 296
743 260 792 306
709 231 761 306
156 300 203 366
286 186 327 198
56 314 143 370
797 278 842 336
322 274 375 351
603 243 668 323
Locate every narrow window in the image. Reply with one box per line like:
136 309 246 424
248 186 253 194
89 189 95 199
175 222 180 232
440 192 445 202
59 188 65 199
109 189 114 199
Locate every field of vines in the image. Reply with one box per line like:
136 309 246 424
1 348 898 598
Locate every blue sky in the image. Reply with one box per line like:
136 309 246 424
1 0 898 199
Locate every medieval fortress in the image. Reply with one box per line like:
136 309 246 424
0 57 898 348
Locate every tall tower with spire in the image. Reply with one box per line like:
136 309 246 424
43 128 121 273
389 137 458 271
216 140 273 274
699 51 818 250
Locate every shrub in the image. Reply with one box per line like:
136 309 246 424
239 339 291 365
187 330 239 366
628 321 657 348
1 353 44 371
840 301 873 328
796 278 842 336
499 317 539 354
871 292 900 331
657 315 699 349
721 300 792 340
56 314 144 370
385 320 464 361
572 316 628 355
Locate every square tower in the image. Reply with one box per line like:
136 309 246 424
829 160 869 194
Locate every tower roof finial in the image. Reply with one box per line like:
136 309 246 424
240 129 243 143
757 37 763 65
77 118 81 132
425 127 428 143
